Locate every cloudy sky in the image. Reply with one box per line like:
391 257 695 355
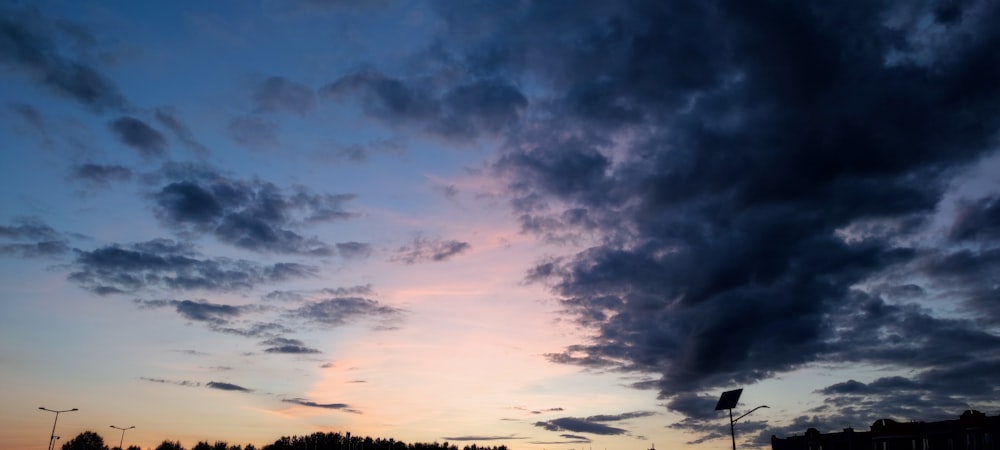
2 1 999 449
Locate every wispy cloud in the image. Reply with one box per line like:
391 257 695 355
440 435 528 442
291 296 404 328
282 398 360 414
252 76 316 116
108 116 168 158
70 239 317 295
0 4 128 112
534 412 653 436
391 236 470 264
0 217 71 258
261 337 321 354
206 381 252 392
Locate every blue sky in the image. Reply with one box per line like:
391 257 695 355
2 1 1000 450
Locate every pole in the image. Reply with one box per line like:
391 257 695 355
730 408 736 450
729 405 769 450
110 426 135 450
39 407 77 450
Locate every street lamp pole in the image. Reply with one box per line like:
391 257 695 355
39 407 78 450
730 405 770 450
110 425 135 450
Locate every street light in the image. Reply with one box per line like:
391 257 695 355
39 407 78 450
714 389 769 450
110 425 135 450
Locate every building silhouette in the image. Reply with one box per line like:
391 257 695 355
772 410 999 450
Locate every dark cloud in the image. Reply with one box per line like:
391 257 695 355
9 102 44 130
108 116 167 158
69 239 317 295
0 217 63 241
292 297 403 328
949 195 1000 242
585 411 656 422
261 337 321 354
213 321 291 339
206 381 252 392
264 285 373 303
533 417 626 436
0 217 71 258
440 436 528 441
320 69 525 141
0 5 127 111
321 69 439 125
132 299 284 340
282 398 359 414
392 237 470 264
336 241 372 259
312 138 405 165
253 76 316 116
174 300 242 323
414 0 1000 444
533 411 652 437
430 78 527 140
70 163 133 187
150 163 358 256
320 284 374 296
228 115 280 150
155 108 210 155
139 377 201 388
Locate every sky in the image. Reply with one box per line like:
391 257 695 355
2 1 999 449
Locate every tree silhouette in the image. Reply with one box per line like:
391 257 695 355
154 440 186 450
62 431 109 450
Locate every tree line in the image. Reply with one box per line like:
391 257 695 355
58 430 512 450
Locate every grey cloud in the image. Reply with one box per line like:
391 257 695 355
70 239 317 295
0 5 127 111
213 321 290 339
253 76 316 116
133 299 287 339
108 116 167 158
174 300 242 323
0 241 70 258
320 69 525 141
228 114 280 150
139 377 201 388
320 69 440 126
155 108 209 155
529 439 591 446
0 217 62 241
430 78 527 140
585 411 656 422
440 436 528 441
206 381 252 392
392 237 470 264
261 337 321 354
949 195 1000 242
263 284 373 303
0 217 71 258
292 297 403 328
71 163 133 187
282 398 359 414
533 417 627 436
313 138 406 165
9 102 44 130
336 241 372 259
150 164 358 256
